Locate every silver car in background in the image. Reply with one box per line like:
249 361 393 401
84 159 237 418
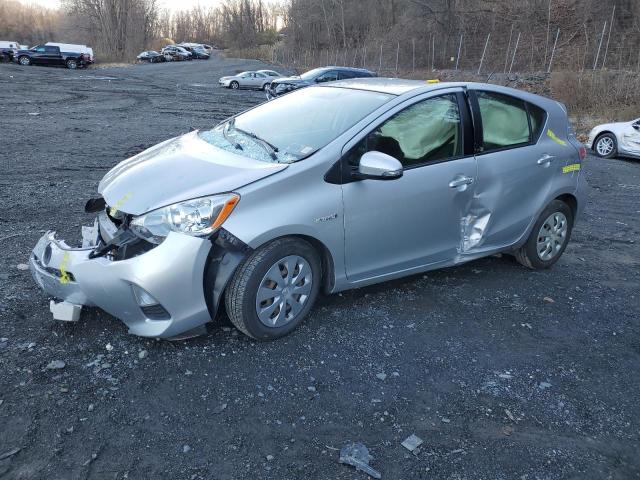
29 79 587 340
218 71 273 90
587 117 640 159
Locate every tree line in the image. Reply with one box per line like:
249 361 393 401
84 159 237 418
0 0 638 70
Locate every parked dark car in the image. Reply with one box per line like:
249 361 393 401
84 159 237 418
0 41 21 63
14 45 87 69
267 66 377 98
161 45 192 61
136 50 165 63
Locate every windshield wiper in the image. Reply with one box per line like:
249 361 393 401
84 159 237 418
234 127 279 160
223 118 243 151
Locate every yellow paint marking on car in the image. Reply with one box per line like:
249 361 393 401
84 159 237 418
562 163 581 174
109 192 133 216
426 79 440 84
59 252 71 285
547 129 567 146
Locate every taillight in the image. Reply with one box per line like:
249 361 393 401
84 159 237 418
578 146 586 160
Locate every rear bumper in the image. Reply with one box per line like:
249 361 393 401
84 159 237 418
30 229 213 338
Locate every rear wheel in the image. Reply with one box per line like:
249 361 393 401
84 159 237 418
515 200 573 269
1 53 10 63
66 59 77 69
19 56 30 66
224 238 321 340
594 133 617 159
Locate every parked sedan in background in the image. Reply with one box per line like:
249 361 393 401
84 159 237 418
180 45 210 60
267 66 376 98
218 71 272 90
257 69 283 79
29 79 586 341
587 118 640 159
136 50 165 63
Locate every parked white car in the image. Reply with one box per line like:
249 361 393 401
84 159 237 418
45 42 94 63
587 118 640 159
218 71 273 90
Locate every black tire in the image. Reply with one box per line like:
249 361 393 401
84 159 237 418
1 53 10 63
224 238 322 340
230 81 239 90
66 59 77 69
262 82 271 91
19 55 30 66
514 199 573 270
593 133 617 159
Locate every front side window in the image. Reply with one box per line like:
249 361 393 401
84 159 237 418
347 94 462 168
35 47 45 53
476 91 530 151
316 71 338 83
200 86 392 163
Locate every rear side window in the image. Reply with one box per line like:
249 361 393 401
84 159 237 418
45 46 58 53
477 91 529 151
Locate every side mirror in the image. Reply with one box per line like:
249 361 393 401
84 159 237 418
354 151 403 180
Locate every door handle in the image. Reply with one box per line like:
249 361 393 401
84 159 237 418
537 154 555 165
449 176 474 188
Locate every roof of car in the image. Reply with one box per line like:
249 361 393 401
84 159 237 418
327 77 455 95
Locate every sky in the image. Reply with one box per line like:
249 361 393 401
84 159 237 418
20 0 228 11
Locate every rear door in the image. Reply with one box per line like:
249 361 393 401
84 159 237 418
469 89 560 250
342 89 477 281
44 46 61 65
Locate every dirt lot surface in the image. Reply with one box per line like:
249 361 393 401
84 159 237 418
0 55 639 480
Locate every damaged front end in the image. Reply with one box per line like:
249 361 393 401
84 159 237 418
29 199 215 338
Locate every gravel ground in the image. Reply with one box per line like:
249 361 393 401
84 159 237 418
0 55 639 480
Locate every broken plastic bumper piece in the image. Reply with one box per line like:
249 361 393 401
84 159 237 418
29 224 213 338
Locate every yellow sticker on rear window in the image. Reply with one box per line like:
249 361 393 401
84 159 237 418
547 129 567 146
562 163 581 173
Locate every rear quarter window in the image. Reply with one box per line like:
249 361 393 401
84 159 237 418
527 103 547 142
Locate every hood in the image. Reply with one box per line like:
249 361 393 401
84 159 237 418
98 131 287 215
273 76 305 84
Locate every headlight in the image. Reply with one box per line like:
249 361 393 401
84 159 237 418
130 193 239 244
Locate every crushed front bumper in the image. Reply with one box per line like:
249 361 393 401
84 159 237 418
29 226 213 338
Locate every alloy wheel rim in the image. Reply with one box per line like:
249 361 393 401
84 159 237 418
536 212 568 261
255 255 313 328
597 136 614 156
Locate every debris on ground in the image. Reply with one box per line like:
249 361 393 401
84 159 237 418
543 297 555 304
401 434 423 452
375 373 387 381
538 381 552 390
16 264 29 271
0 447 21 460
46 360 66 370
138 350 148 359
339 442 381 479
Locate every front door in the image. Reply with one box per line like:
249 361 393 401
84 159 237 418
342 91 477 282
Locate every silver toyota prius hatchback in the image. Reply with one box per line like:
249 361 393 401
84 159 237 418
30 79 587 340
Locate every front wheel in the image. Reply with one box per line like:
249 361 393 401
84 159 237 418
594 133 617 159
229 81 239 90
262 82 271 91
19 56 30 66
224 238 321 340
66 59 77 69
514 200 573 269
